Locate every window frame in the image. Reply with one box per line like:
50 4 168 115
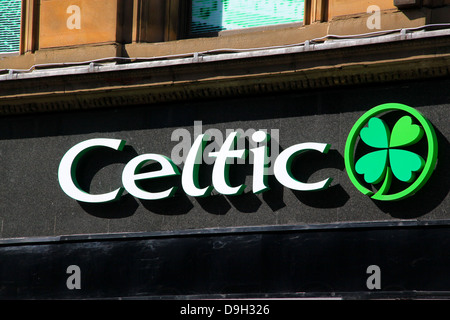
181 0 310 39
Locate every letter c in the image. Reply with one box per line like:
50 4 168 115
58 138 126 203
274 142 332 191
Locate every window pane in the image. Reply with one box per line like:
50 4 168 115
190 0 304 35
0 0 21 54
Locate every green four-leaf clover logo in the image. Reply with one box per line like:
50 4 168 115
356 116 425 184
344 103 438 201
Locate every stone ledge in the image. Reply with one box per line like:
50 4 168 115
0 34 449 115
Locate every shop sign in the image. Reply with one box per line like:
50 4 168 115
58 103 438 203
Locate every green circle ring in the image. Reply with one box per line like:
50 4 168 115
344 103 438 201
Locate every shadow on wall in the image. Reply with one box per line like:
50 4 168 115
0 78 449 140
373 127 449 219
74 125 448 220
77 145 140 218
291 149 349 209
75 141 350 219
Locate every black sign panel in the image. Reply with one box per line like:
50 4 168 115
1 222 450 299
0 78 448 239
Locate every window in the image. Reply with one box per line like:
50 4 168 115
189 0 305 36
0 0 22 54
